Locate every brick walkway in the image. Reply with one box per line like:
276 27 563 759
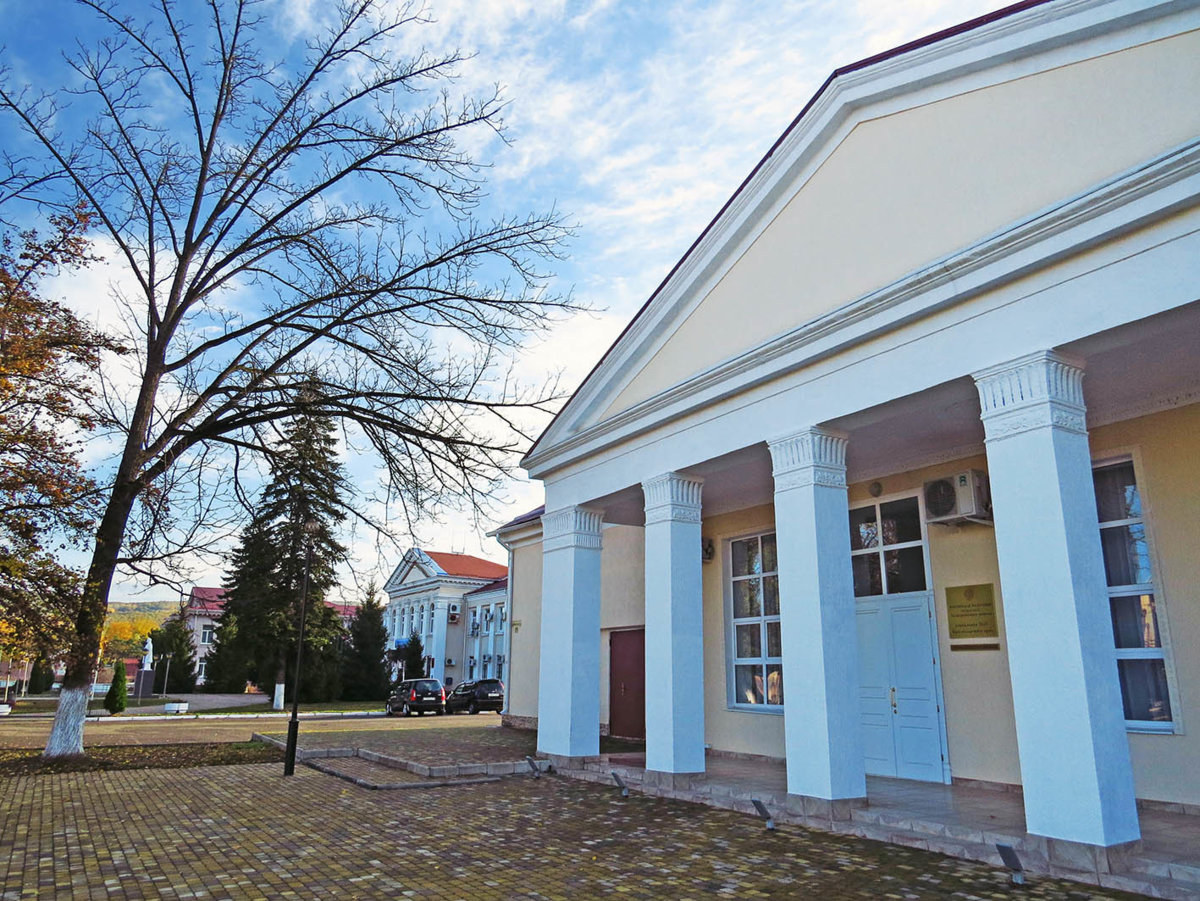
0 762 1141 899
292 721 536 764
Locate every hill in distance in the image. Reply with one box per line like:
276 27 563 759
107 600 180 626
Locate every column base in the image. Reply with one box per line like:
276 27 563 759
540 753 601 771
1039 836 1143 876
784 793 868 822
643 769 704 790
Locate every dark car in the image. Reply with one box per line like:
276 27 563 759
445 679 504 715
386 678 445 716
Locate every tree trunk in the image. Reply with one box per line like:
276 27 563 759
273 656 285 710
43 479 141 757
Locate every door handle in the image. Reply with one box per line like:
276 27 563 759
620 682 626 697
890 687 897 712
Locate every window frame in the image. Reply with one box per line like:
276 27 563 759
1092 450 1183 735
722 529 784 715
200 624 215 646
847 494 931 600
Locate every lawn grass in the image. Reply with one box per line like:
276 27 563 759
7 697 179 714
195 699 384 716
0 741 283 776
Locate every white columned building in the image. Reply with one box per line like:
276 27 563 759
641 472 706 779
493 2 1200 889
536 506 603 762
769 429 867 810
974 351 1140 846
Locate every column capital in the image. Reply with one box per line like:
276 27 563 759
541 505 603 552
768 426 849 491
973 350 1087 442
642 472 703 525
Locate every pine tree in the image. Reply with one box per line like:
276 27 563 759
218 404 350 703
401 630 426 681
341 587 389 701
149 617 197 695
200 612 249 693
103 659 127 714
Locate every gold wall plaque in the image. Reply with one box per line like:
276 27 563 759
946 583 999 641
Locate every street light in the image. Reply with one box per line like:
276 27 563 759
284 520 320 777
158 651 174 699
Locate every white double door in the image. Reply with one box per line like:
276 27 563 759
856 593 947 782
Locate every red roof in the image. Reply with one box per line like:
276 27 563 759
326 602 358 619
186 587 226 614
425 552 507 580
465 577 508 597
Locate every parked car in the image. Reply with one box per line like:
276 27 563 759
445 679 504 715
386 679 445 716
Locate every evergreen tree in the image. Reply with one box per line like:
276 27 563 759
103 659 127 714
401 630 426 681
27 655 55 693
200 612 249 693
218 404 350 703
149 617 197 694
341 587 388 701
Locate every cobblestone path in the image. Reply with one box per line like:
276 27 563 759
0 763 1139 900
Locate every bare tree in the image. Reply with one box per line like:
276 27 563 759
0 0 575 756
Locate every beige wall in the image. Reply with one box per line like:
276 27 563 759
601 29 1200 420
1090 403 1200 804
598 524 646 728
507 541 543 720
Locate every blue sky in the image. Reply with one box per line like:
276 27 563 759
5 0 1000 602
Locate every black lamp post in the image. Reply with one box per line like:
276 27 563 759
283 520 319 777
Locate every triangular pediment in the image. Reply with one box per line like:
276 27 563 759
527 8 1200 473
383 548 443 593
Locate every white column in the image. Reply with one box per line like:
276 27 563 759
536 505 603 760
974 350 1139 846
642 472 705 775
429 597 449 685
769 427 866 806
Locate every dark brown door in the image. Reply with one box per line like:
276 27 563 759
609 628 645 740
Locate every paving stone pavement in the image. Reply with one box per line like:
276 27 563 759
292 720 536 764
0 762 1143 900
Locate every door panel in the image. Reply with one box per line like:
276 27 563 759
609 629 645 740
856 595 944 782
889 601 942 781
855 603 898 777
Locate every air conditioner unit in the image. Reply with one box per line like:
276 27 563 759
444 658 456 667
482 654 492 663
497 654 506 663
448 602 460 615
447 612 460 624
468 656 476 665
923 469 992 525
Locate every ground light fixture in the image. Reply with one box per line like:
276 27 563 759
283 520 320 777
611 771 629 798
751 799 776 830
995 843 1025 884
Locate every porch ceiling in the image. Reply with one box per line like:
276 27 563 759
594 299 1200 527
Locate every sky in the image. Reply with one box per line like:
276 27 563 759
5 0 1000 604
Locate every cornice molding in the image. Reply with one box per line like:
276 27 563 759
642 472 704 525
974 350 1088 441
768 427 849 492
541 506 604 552
525 136 1200 478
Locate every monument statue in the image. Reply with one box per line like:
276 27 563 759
142 636 154 670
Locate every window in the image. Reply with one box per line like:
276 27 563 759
1093 460 1173 728
496 656 505 680
849 497 927 597
200 624 215 645
418 605 425 634
728 533 783 707
482 607 491 633
197 660 207 680
496 605 507 634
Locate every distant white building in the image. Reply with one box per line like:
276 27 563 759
462 578 508 684
383 550 507 687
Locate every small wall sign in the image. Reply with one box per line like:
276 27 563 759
946 583 1000 649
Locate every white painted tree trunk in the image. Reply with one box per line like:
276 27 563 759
43 685 90 757
273 682 285 710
